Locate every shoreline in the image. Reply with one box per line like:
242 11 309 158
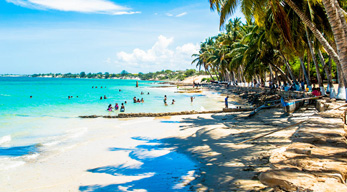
1 84 347 191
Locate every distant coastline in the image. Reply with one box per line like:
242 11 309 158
0 69 211 82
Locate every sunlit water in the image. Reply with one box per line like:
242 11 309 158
0 77 223 190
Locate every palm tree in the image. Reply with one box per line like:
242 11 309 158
209 0 347 98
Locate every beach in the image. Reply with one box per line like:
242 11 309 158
0 108 293 192
1 78 347 191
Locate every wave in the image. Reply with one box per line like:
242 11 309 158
0 158 25 170
41 127 88 150
0 152 40 171
0 135 11 145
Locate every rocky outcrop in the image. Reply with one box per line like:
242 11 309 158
79 110 248 118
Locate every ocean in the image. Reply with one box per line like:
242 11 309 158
0 77 223 189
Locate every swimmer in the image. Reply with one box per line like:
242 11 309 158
101 86 103 88
100 96 103 100
137 98 140 103
119 89 121 92
147 92 150 95
190 96 195 102
125 101 127 104
141 91 144 95
92 86 94 88
95 86 97 88
133 96 137 103
172 99 175 104
30 96 32 98
68 96 71 99
164 95 167 103
141 98 144 103
104 95 107 99
115 103 119 110
120 103 125 112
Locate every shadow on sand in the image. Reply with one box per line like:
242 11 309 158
79 137 198 192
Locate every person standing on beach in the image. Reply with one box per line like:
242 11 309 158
164 95 167 103
300 80 305 91
225 96 229 108
191 96 195 102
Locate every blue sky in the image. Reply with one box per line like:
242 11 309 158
0 0 245 74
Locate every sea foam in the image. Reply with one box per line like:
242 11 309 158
0 135 11 145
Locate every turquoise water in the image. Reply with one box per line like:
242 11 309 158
0 77 220 170
0 77 208 117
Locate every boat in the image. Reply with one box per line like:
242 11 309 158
281 98 305 113
280 96 323 113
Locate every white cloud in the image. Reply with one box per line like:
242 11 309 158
6 0 139 15
176 12 187 17
115 35 199 72
166 12 187 17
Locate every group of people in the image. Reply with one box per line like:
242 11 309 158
106 91 149 112
106 91 195 112
107 103 125 112
140 91 150 95
163 95 175 106
133 96 144 103
68 96 78 99
92 86 106 88
247 79 311 93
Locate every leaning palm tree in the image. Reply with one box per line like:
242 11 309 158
209 0 347 100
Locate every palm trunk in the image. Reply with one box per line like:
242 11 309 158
306 28 325 95
336 60 346 99
284 0 341 67
334 0 347 41
241 67 246 85
322 0 347 102
300 57 312 91
307 52 311 83
267 60 291 82
275 69 280 86
269 65 274 86
328 57 337 98
238 68 242 84
207 69 214 80
317 49 332 92
213 67 220 81
280 52 296 82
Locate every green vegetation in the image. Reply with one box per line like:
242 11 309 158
31 69 207 81
193 0 347 98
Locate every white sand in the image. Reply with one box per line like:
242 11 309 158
0 105 309 191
